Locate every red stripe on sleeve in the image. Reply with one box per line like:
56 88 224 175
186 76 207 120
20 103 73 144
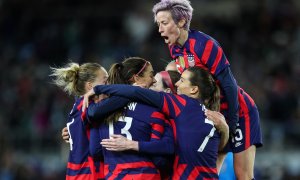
151 133 160 139
77 100 83 111
173 95 187 106
201 40 214 65
170 119 177 141
183 49 189 69
151 123 164 135
167 94 182 117
151 112 166 121
164 119 171 125
211 47 223 74
162 96 170 117
189 39 201 65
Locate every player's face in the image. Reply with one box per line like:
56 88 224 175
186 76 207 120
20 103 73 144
150 73 164 92
92 67 108 87
136 64 156 89
156 10 180 45
175 70 194 96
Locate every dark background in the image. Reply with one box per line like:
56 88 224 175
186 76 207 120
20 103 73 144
0 0 299 179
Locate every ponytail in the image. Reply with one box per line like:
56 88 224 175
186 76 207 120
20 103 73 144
50 62 81 96
107 63 127 85
187 67 220 111
206 82 220 111
50 62 103 96
105 57 150 123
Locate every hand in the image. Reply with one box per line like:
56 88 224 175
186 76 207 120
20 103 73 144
101 134 138 151
93 94 108 103
61 127 70 143
82 88 96 111
205 110 227 131
205 110 229 151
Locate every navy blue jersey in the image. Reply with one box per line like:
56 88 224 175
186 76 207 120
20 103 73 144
93 85 220 179
66 97 103 180
170 30 229 76
169 29 262 144
169 29 262 151
169 29 239 132
89 102 174 180
66 96 130 180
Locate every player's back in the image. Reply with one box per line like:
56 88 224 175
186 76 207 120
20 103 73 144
161 94 220 179
66 98 102 180
98 102 166 180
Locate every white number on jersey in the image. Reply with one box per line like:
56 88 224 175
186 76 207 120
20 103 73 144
66 118 75 151
232 127 243 142
109 116 133 140
197 118 216 152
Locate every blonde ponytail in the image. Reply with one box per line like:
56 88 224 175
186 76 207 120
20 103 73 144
50 62 103 96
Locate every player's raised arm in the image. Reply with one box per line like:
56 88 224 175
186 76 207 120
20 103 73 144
87 96 130 123
92 84 187 120
93 84 163 109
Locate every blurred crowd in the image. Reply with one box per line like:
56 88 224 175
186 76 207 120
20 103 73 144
0 0 299 179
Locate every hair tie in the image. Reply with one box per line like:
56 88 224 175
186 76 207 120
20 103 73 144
160 71 176 94
136 61 149 76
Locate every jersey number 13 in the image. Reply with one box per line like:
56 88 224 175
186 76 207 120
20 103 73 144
109 116 133 140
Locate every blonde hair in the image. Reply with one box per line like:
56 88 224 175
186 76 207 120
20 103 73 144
50 62 103 96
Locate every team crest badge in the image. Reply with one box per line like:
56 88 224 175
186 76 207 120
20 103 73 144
188 54 195 67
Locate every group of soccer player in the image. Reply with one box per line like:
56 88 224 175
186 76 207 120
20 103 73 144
51 0 263 179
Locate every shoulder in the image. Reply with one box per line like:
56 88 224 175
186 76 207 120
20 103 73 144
127 102 166 123
190 29 220 45
178 95 205 109
127 102 158 115
69 97 83 116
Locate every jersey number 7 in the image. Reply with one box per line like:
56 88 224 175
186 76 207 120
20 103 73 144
197 118 216 152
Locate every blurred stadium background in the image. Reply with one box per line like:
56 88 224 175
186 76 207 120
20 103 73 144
0 0 299 179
